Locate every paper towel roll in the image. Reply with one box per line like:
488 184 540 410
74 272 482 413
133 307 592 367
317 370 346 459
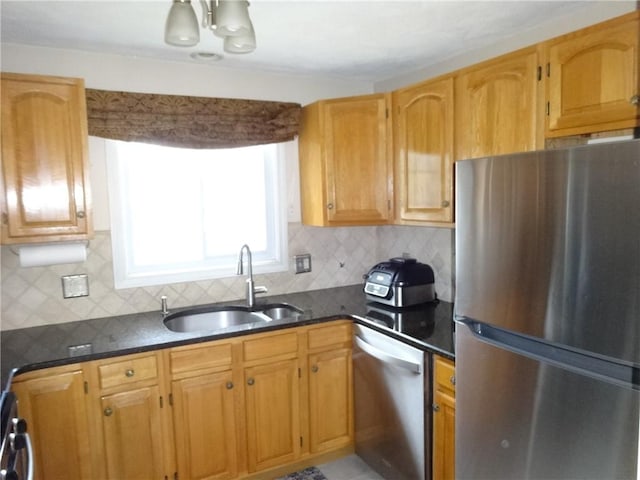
19 243 87 268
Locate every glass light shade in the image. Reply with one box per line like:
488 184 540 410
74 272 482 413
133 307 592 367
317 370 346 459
223 24 256 53
165 0 200 46
215 0 252 37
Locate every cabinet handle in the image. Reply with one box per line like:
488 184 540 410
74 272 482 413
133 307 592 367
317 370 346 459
104 407 113 417
450 375 456 386
247 378 255 386
77 210 86 219
1 212 7 225
432 404 440 412
311 365 319 373
441 200 450 208
226 381 234 390
125 369 135 378
630 94 639 105
327 203 334 210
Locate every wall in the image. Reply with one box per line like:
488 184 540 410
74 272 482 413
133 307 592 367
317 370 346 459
375 1 637 91
0 43 454 331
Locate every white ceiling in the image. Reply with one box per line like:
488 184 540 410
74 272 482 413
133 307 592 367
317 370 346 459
0 1 632 83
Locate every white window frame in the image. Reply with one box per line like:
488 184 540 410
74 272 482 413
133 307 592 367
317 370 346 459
105 140 288 289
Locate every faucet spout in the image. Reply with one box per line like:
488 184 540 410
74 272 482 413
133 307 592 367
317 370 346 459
237 244 267 308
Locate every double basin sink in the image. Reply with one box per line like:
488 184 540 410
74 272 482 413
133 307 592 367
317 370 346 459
164 303 304 333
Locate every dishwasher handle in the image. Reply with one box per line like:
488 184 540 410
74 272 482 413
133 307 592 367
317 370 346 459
354 335 422 374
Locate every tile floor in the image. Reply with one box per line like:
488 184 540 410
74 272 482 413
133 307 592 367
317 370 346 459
316 454 385 480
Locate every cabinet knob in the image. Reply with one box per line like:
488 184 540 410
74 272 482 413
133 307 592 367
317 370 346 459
226 381 234 390
247 377 255 386
311 365 319 373
77 210 86 219
450 375 456 386
441 200 450 208
630 94 639 105
432 404 440 412
327 203 334 210
125 369 135 378
104 407 113 417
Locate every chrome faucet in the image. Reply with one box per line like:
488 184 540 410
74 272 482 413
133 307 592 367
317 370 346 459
236 244 267 308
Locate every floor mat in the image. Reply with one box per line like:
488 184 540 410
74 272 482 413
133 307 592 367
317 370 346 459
276 466 328 480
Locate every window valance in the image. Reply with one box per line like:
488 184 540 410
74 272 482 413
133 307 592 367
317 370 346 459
85 89 301 149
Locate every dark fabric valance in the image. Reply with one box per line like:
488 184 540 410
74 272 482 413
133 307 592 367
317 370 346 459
85 89 301 149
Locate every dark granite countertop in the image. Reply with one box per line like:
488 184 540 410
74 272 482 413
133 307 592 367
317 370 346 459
1 284 454 389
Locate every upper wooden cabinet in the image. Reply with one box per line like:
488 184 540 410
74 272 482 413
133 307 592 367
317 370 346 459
298 94 393 226
455 46 543 161
544 11 640 137
1 72 92 244
392 76 454 225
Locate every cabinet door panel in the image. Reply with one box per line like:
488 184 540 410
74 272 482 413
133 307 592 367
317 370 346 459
433 390 456 480
308 348 353 453
323 95 392 224
546 13 639 135
172 371 238 480
244 359 300 472
12 370 93 480
1 74 91 243
100 386 165 479
433 356 455 480
394 77 454 224
456 48 540 160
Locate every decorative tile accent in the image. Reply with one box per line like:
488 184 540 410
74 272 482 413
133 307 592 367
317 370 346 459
1 224 454 330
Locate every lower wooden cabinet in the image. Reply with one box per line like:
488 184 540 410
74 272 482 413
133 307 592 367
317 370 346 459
11 321 354 480
432 355 456 480
88 351 174 480
307 323 353 454
11 365 93 480
244 358 301 472
99 385 167 479
172 371 239 480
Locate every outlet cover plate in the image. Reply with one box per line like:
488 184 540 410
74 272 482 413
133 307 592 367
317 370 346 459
62 274 89 298
294 254 312 274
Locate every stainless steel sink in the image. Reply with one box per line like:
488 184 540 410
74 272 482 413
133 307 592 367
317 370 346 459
260 304 304 321
163 303 303 333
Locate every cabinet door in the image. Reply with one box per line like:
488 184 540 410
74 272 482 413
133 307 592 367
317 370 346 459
0 73 92 243
393 77 454 224
244 358 300 472
456 47 541 160
308 347 353 453
545 12 639 136
433 356 456 480
12 369 93 480
172 371 239 480
99 386 166 479
323 94 392 225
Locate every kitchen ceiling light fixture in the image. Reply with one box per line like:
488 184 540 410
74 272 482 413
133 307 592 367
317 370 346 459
164 0 256 54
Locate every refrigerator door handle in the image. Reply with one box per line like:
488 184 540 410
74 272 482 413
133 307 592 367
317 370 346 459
354 335 422 374
458 317 640 391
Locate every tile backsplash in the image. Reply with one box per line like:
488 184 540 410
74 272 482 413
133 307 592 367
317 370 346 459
1 223 454 330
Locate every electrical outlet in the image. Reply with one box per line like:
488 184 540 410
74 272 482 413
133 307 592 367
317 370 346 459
294 254 312 274
61 274 89 298
68 343 93 357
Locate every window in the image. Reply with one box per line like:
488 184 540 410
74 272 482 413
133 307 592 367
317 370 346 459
106 140 288 289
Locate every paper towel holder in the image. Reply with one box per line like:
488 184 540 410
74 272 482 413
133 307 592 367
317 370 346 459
12 241 91 268
9 240 91 256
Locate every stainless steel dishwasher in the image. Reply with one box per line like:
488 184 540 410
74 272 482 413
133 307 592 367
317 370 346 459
353 323 429 480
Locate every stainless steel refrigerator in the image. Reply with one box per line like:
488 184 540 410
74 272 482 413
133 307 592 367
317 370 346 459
454 139 640 480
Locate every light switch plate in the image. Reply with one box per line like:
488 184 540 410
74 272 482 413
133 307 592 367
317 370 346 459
62 274 89 298
294 254 312 274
